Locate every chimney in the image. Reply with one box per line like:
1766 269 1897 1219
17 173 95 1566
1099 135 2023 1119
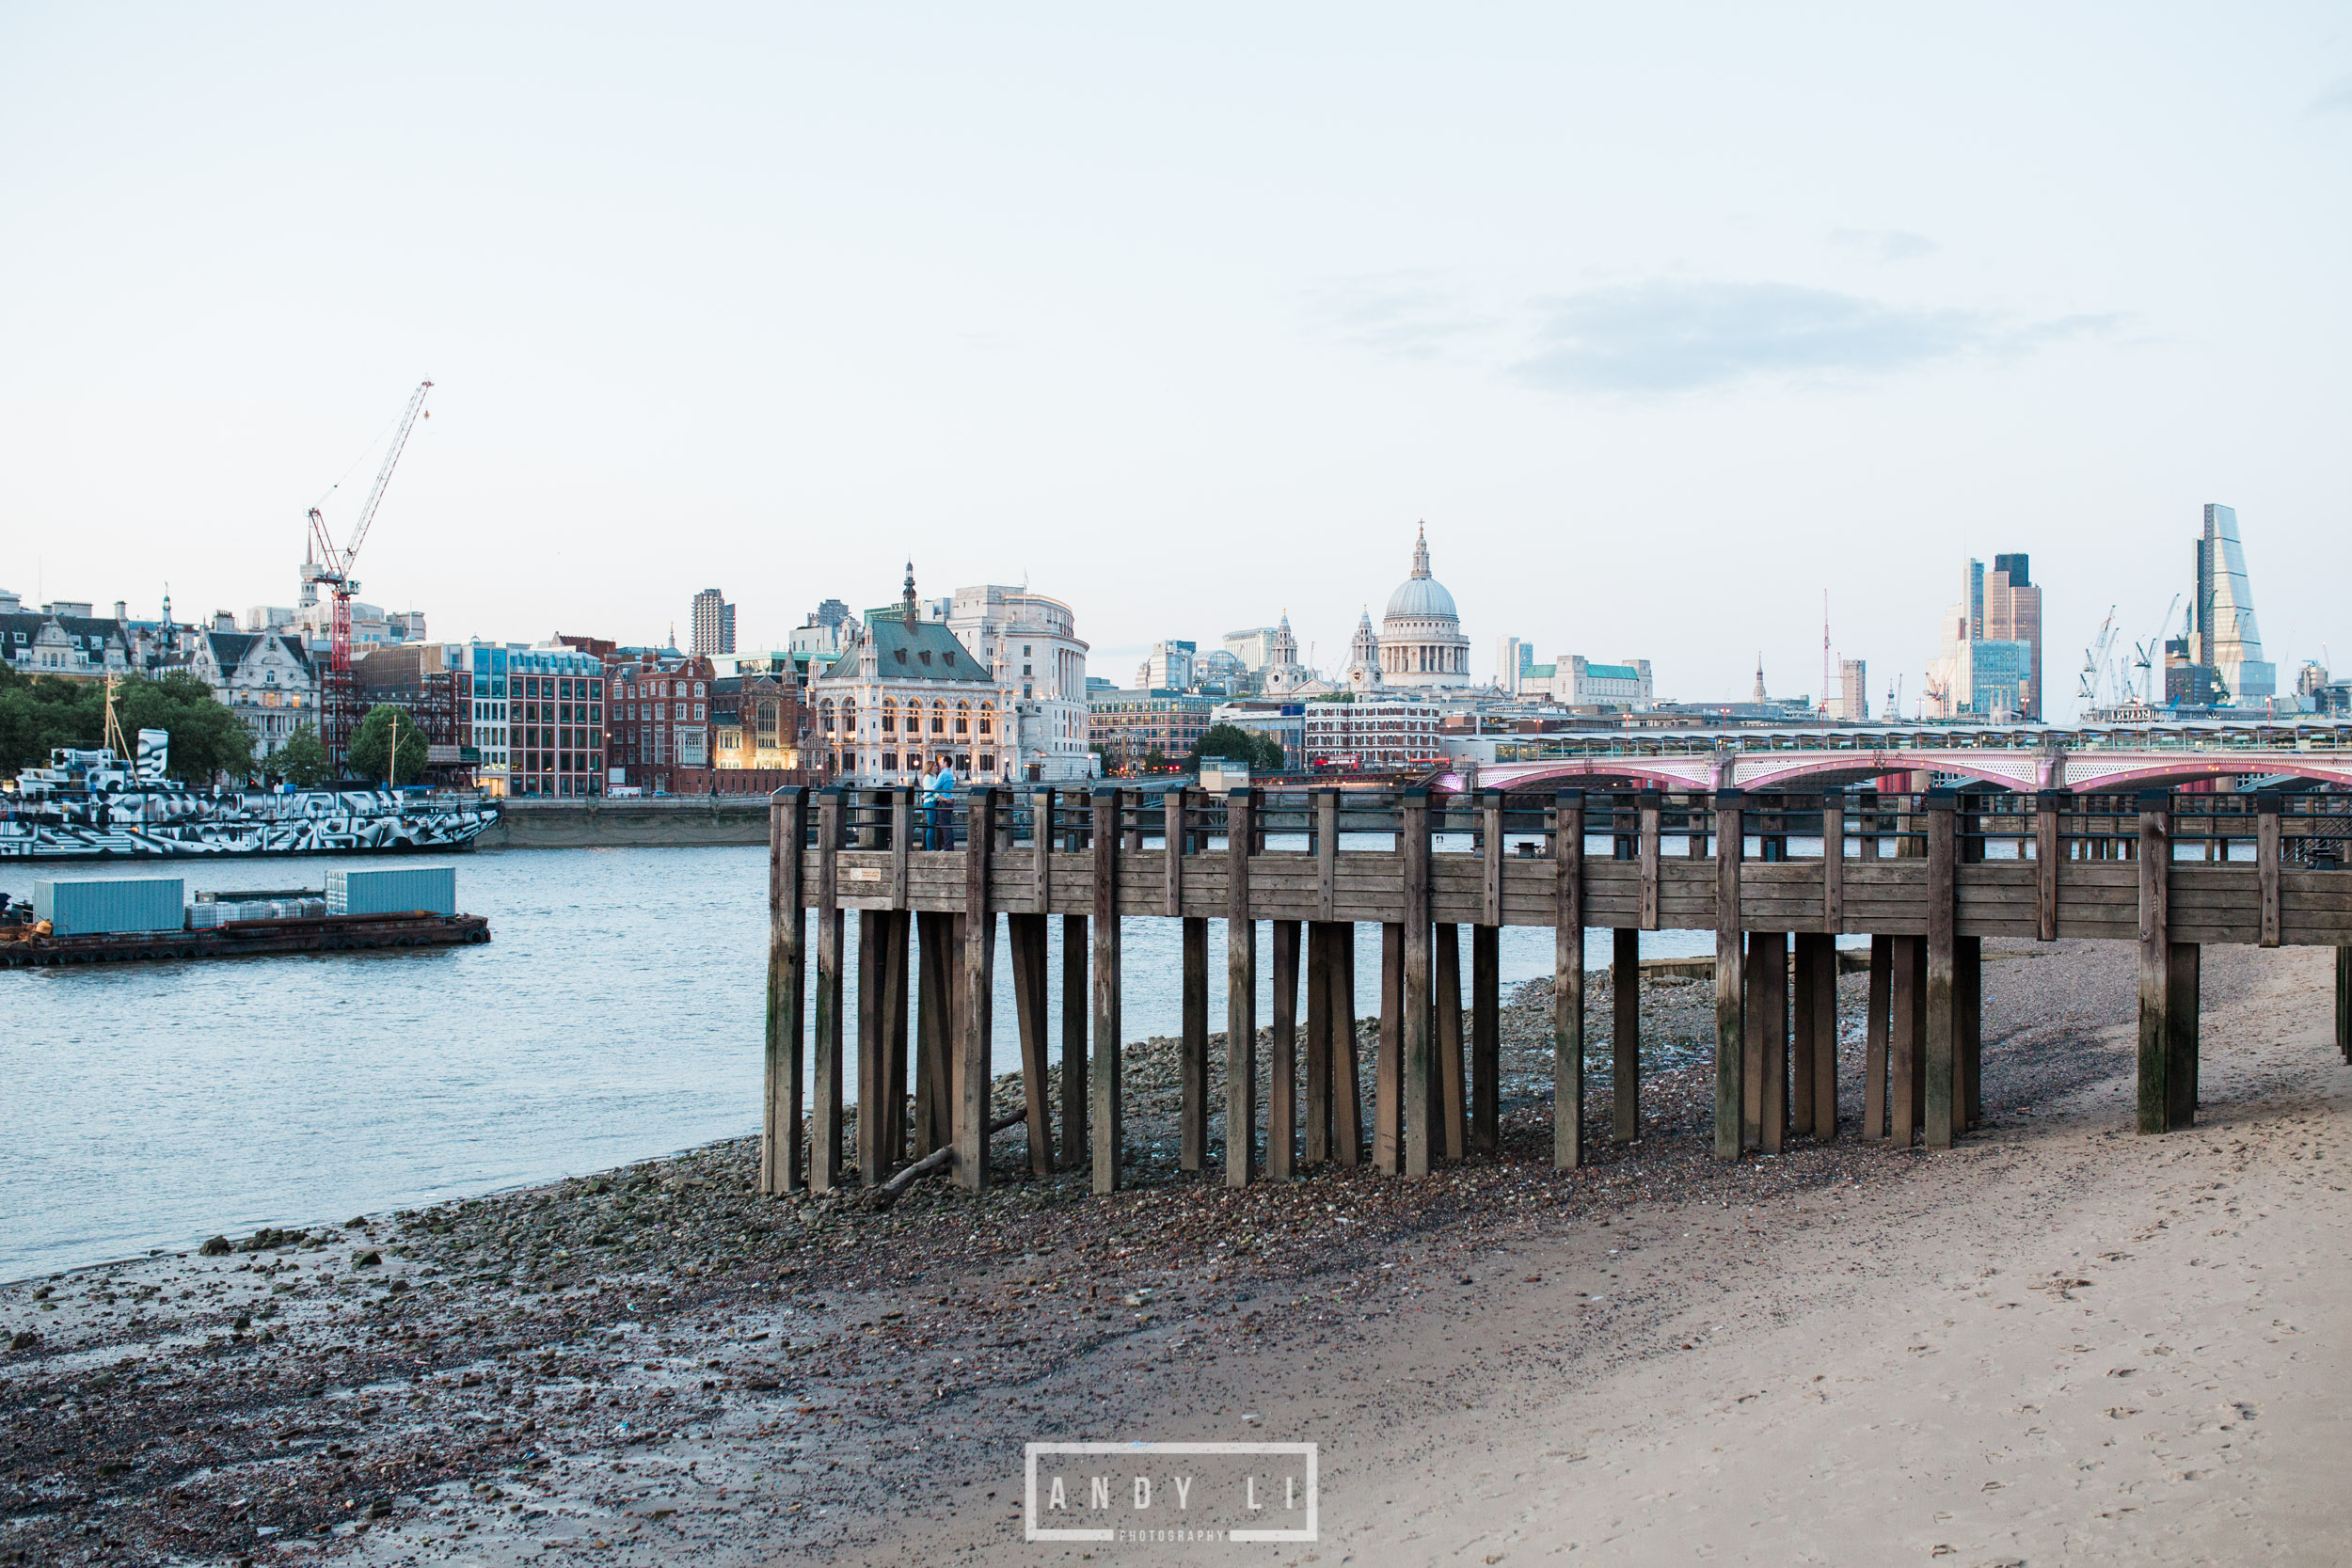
214 610 237 633
114 600 128 622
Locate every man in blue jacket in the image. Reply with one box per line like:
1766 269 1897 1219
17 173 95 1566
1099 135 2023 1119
923 760 958 849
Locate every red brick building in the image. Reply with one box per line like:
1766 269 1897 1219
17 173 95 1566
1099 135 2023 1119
604 651 718 795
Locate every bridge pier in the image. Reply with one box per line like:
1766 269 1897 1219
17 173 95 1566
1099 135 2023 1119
1555 791 1586 1169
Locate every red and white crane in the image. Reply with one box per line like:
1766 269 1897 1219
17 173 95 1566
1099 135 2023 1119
306 379 432 770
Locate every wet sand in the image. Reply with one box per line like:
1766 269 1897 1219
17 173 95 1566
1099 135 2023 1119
4 940 2345 1565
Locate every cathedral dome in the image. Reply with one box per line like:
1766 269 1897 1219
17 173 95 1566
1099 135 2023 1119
1375 523 1472 688
1385 574 1458 622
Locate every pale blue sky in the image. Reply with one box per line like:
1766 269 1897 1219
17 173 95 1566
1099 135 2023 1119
5 5 2347 714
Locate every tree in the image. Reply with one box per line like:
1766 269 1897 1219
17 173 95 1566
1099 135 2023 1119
271 722 331 787
348 705 431 785
1189 722 1283 775
114 672 254 784
0 673 102 781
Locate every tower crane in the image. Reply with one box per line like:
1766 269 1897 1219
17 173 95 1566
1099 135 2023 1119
2078 605 2118 707
307 380 433 770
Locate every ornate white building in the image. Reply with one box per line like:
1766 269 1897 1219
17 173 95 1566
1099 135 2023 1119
1377 524 1473 688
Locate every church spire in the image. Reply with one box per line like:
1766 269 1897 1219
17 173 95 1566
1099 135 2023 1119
1411 521 1430 579
902 562 918 628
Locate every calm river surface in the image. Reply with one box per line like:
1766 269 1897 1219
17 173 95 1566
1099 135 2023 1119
2 842 1716 1279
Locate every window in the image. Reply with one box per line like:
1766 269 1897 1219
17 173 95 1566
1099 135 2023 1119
693 704 706 721
895 647 908 665
919 650 932 666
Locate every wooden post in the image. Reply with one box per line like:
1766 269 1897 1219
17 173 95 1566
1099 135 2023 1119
1808 930 1839 1140
1316 789 1338 923
1612 927 1639 1146
1638 790 1661 930
1957 933 1981 1132
1334 921 1363 1165
1090 790 1123 1194
1226 787 1259 1187
1890 934 1920 1148
2169 942 2200 1128
1270 919 1300 1180
1061 912 1089 1170
1754 932 1789 1153
1482 790 1504 927
1305 922 1331 1164
1864 933 1892 1139
1820 787 1844 934
1180 916 1208 1170
763 788 807 1196
1402 790 1434 1178
891 787 912 910
2035 790 2061 942
957 787 995 1189
1471 922 1500 1156
2257 791 2281 948
1791 930 1820 1138
1713 790 1746 1162
1741 932 1765 1149
1926 793 1958 1149
882 910 910 1167
2137 793 2171 1136
914 911 952 1155
1376 921 1403 1175
1010 912 1053 1175
1031 789 1054 914
1164 788 1184 917
856 908 887 1185
2338 947 2351 1065
813 790 846 1193
1434 923 1467 1161
1554 791 1586 1169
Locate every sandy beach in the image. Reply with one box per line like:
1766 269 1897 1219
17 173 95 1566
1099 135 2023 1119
4 938 2345 1566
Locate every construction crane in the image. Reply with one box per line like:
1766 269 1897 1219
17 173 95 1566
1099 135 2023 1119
306 380 433 770
2127 594 2182 707
2078 605 2118 706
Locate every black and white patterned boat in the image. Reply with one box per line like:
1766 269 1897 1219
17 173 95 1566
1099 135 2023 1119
0 731 497 861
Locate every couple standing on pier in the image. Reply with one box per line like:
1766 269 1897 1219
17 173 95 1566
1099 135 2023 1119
921 760 958 849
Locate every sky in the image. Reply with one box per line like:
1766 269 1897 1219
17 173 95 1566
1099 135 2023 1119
4 5 2348 718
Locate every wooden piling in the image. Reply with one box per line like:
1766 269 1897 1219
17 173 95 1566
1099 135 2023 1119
1791 930 1820 1137
2168 940 2200 1130
2337 947 2351 1065
1638 791 1661 931
1820 788 1844 934
1742 932 1766 1149
1271 919 1300 1180
1926 795 1957 1149
914 911 952 1155
2257 792 2281 948
1757 933 1789 1153
1316 790 1338 923
2137 795 2171 1136
1471 922 1500 1156
1226 788 1259 1187
1435 923 1467 1162
1613 927 1639 1146
1334 921 1363 1165
1402 790 1434 1178
1482 790 1504 927
1009 911 1053 1175
2036 790 2061 942
882 911 910 1166
1090 790 1123 1194
1807 930 1839 1140
1305 922 1331 1164
762 787 807 1196
1376 922 1403 1175
1890 935 1920 1148
1164 788 1184 917
813 790 846 1192
1957 933 1981 1132
856 908 887 1185
1061 913 1088 1169
1181 915 1209 1171
1554 791 1586 1169
1713 790 1746 1162
1864 934 1892 1138
956 788 995 1190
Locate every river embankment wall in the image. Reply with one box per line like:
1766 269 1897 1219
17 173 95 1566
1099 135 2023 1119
477 798 771 849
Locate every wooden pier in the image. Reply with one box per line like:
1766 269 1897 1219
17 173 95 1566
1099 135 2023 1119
759 784 2352 1196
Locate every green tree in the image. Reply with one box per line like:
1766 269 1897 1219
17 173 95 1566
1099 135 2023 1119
1189 722 1283 774
113 672 254 784
0 673 103 781
271 722 331 787
348 705 430 785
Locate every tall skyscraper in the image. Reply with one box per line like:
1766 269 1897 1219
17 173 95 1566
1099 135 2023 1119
2189 504 2274 705
1928 555 2040 720
691 588 736 657
1985 554 2042 720
1836 657 1869 721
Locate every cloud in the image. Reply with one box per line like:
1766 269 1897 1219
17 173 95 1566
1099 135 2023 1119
1511 280 1987 393
1832 228 1939 261
1304 273 1494 361
2315 77 2352 114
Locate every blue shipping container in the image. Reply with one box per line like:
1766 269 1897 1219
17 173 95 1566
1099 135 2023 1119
326 866 456 916
34 879 185 936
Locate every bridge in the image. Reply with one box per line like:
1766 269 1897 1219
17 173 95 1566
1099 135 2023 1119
755 784 2352 1203
1436 721 2352 795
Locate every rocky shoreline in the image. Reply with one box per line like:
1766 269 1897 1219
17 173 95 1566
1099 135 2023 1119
0 943 2178 1564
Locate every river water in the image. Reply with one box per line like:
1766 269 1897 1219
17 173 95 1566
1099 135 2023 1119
2 842 1718 1280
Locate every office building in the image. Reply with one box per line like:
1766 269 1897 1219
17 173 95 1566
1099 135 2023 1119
2188 504 2275 706
691 589 737 657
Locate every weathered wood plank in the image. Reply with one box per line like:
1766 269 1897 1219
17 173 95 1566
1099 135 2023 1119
1471 922 1499 1156
1864 933 1891 1140
813 791 846 1193
1639 794 1661 932
1376 922 1403 1175
1271 918 1299 1180
1090 792 1122 1194
1403 792 1434 1178
1714 793 1745 1162
1061 912 1087 1170
1555 792 1586 1169
1333 921 1363 1166
1181 915 1208 1171
2137 800 2171 1136
2258 796 2281 948
1227 789 1259 1188
957 789 995 1190
1926 798 1957 1149
1613 928 1640 1147
1435 923 1466 1162
1305 921 1331 1165
763 788 806 1196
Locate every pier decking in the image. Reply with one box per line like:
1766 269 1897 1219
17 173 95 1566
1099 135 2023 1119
759 785 2352 1196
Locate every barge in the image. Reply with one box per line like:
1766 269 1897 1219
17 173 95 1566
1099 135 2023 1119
0 867 490 968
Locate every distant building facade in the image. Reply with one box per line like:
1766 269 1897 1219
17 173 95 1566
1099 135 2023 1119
2189 504 2275 706
691 588 737 657
1089 689 1220 770
0 593 135 682
606 651 711 795
1928 555 2042 720
1302 697 1445 769
1376 526 1472 687
186 629 317 764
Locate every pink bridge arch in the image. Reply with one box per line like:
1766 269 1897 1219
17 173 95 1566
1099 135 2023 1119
1433 748 2352 797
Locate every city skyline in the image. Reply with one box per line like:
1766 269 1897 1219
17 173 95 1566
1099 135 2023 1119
5 8 2348 715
